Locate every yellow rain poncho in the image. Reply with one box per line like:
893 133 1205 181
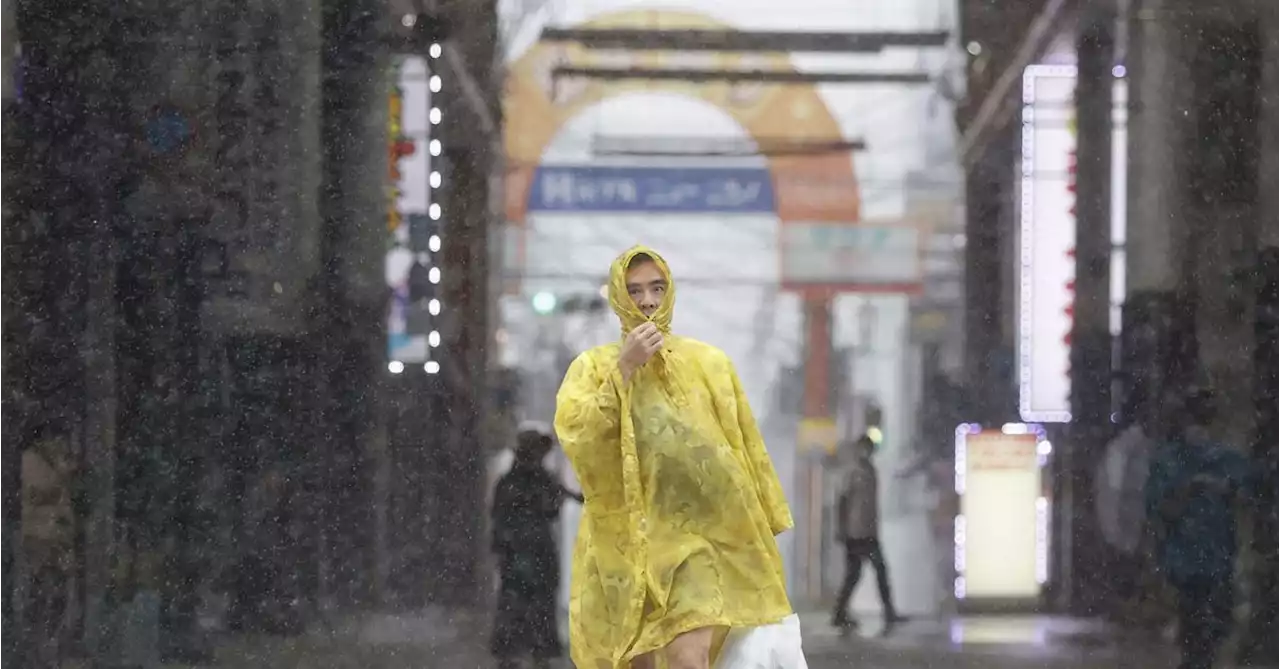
554 246 794 669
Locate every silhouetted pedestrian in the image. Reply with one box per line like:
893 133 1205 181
832 435 904 634
1146 385 1255 669
491 427 582 669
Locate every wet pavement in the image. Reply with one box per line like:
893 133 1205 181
800 613 1182 668
154 607 1266 669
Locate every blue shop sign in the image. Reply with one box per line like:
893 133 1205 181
528 165 776 214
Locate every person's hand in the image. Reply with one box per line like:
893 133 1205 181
619 322 663 382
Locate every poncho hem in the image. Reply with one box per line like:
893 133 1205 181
617 606 795 668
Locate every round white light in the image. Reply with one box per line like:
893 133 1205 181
425 360 440 374
429 140 441 156
428 330 441 347
429 75 442 92
532 292 557 315
428 298 441 315
429 44 442 58
429 267 441 284
428 235 441 252
388 360 405 374
429 203 441 220
430 171 442 188
429 107 442 124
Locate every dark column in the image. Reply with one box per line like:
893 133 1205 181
1242 11 1279 663
1 72 32 669
432 0 500 606
1066 4 1115 616
319 0 388 606
8 0 146 661
962 128 1016 424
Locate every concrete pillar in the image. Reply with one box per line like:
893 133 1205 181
8 1 149 660
1120 0 1197 432
434 0 500 606
200 0 324 336
1181 2 1269 449
1066 4 1115 614
962 126 1018 422
317 0 390 606
1242 3 1278 663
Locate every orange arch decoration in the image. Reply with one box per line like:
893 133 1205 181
503 8 862 289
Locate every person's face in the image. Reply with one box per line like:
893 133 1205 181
625 260 667 317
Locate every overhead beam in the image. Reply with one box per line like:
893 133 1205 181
540 27 950 53
591 135 868 157
957 0 1069 167
553 66 933 85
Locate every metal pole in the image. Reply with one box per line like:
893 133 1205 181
1067 3 1115 615
798 295 836 601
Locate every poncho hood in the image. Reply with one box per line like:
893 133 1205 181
607 245 675 337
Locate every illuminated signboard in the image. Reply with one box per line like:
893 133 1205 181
1019 65 1077 423
1018 64 1130 422
386 56 436 365
954 424 1051 601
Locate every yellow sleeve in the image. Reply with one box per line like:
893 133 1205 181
554 350 626 507
729 365 794 535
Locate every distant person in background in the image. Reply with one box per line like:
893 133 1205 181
1145 385 1254 669
490 427 583 669
832 435 905 635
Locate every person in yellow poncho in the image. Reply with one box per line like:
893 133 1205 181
554 245 795 669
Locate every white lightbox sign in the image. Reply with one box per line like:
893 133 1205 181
1019 65 1078 423
1018 67 1131 418
953 423 1051 601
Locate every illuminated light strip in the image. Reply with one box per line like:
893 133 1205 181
953 422 1053 600
425 41 443 375
952 423 974 600
1035 496 1050 584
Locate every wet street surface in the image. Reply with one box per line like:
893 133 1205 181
143 608 1221 669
